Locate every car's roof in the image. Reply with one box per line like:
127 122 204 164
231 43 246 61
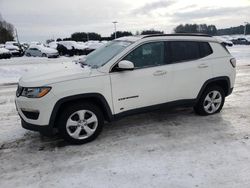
115 34 218 43
115 36 144 42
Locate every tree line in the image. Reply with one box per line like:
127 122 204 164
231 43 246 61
58 29 164 42
217 25 250 35
59 24 250 42
0 15 14 43
174 24 250 36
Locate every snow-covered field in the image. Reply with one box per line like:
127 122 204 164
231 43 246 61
0 46 250 187
0 56 83 85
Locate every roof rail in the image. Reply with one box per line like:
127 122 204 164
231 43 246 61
143 33 212 38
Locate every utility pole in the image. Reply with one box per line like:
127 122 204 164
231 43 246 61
244 22 249 35
112 21 118 39
15 28 20 44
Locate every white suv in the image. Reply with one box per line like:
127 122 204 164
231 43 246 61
15 34 236 144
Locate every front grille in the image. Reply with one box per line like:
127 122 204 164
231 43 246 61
16 85 23 97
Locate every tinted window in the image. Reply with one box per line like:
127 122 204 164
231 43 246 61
123 42 165 68
169 41 200 63
29 48 38 51
169 41 212 63
199 42 213 57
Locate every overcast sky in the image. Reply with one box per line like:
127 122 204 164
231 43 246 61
0 0 250 42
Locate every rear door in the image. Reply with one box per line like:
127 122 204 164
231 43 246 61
166 41 213 101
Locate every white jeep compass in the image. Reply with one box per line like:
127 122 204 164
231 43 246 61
15 34 236 144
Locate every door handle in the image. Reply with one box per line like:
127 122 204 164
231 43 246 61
198 64 208 68
153 70 167 76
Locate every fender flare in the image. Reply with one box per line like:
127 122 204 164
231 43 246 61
196 76 231 101
49 93 113 127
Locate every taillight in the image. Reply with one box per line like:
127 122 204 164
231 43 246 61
230 58 236 68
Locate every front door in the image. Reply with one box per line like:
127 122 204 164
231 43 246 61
110 41 173 114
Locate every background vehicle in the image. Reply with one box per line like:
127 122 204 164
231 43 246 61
57 41 87 56
84 41 104 54
214 36 233 46
16 34 236 144
48 41 58 49
0 47 11 59
25 45 59 58
5 41 24 56
231 38 250 45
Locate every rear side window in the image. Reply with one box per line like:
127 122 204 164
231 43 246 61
29 48 38 50
168 41 213 63
169 41 200 63
199 42 213 57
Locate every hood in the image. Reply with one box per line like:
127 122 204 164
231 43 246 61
87 42 104 50
59 41 73 50
19 62 101 87
40 47 58 54
74 44 87 50
0 48 10 54
48 42 58 49
5 45 19 50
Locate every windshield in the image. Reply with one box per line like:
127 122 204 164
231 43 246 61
84 40 132 68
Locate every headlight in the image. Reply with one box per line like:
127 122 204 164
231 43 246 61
20 87 51 98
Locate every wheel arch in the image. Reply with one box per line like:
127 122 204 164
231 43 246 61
49 93 113 128
197 76 231 101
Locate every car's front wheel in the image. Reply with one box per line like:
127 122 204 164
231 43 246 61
58 103 104 144
194 85 225 116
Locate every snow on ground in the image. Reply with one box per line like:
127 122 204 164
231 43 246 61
0 46 250 188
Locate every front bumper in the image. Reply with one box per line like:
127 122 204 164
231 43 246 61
227 87 234 96
0 53 11 58
15 88 58 131
47 53 59 58
9 50 22 56
21 119 54 136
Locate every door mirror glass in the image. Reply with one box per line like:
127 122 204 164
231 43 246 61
117 60 134 71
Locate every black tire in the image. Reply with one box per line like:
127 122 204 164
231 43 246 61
42 53 47 57
194 85 225 116
58 102 104 144
26 53 31 57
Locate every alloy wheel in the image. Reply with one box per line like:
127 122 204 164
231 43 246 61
66 110 98 140
203 90 222 114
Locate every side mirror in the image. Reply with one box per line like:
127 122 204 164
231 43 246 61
117 60 134 71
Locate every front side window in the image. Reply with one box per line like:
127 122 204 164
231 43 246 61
123 42 165 68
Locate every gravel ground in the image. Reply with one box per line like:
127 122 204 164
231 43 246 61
0 46 250 188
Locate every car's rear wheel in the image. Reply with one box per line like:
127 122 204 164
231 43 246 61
42 53 47 57
26 53 31 57
58 103 104 144
194 85 225 116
